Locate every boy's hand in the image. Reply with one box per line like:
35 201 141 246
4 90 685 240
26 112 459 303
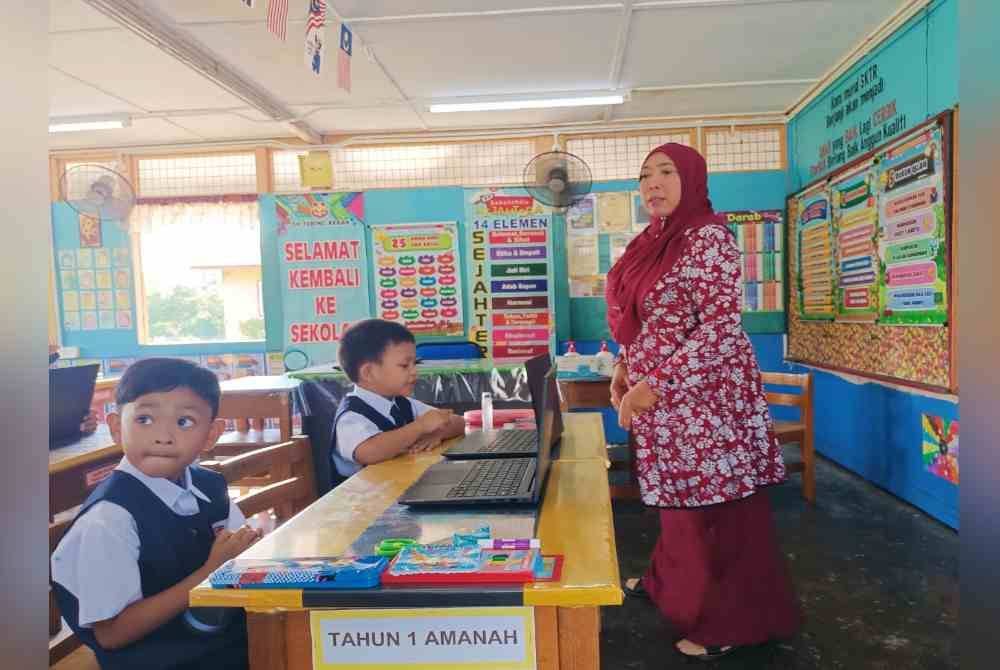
203 526 262 573
409 432 443 453
415 409 453 435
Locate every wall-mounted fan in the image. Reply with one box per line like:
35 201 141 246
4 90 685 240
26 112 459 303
60 163 136 230
522 150 592 209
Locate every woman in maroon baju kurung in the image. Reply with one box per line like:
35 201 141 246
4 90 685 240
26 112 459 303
607 143 800 660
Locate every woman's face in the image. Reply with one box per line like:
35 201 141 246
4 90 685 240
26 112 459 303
639 152 682 218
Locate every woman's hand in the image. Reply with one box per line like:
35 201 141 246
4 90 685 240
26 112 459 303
610 362 630 410
617 380 659 430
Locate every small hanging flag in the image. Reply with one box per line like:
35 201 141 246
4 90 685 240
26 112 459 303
304 0 327 75
337 23 352 92
266 0 288 41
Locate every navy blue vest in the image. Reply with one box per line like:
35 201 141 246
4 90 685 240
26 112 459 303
52 467 248 670
329 395 414 481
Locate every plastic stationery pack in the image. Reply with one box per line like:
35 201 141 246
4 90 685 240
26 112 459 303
209 556 387 590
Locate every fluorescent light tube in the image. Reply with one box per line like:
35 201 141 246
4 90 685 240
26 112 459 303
429 94 625 113
49 116 131 133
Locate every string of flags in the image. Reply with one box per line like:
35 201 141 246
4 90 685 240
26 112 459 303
240 0 350 87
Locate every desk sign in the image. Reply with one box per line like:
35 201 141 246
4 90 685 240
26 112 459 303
310 607 536 670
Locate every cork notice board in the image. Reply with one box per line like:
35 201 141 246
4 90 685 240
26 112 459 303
785 112 956 393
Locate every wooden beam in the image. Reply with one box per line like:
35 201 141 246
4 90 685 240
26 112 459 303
255 147 273 193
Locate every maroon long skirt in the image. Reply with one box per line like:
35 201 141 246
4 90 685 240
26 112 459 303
642 491 801 648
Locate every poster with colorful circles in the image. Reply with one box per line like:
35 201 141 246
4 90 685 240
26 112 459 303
370 222 464 337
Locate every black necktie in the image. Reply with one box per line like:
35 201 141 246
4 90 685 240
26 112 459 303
390 399 405 428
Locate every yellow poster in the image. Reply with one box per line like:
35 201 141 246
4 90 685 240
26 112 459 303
310 607 536 670
567 236 599 277
596 192 631 233
299 151 334 189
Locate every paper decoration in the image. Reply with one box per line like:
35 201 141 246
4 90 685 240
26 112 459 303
114 269 130 288
62 291 79 312
631 192 650 231
95 270 112 290
566 194 597 235
81 311 98 330
723 210 785 313
115 290 131 309
63 312 80 331
609 233 634 268
112 247 130 267
568 236 599 277
78 270 96 290
79 292 97 310
371 222 464 337
337 23 352 92
597 192 631 233
465 188 555 361
793 187 835 320
97 291 113 310
60 271 78 290
298 151 333 189
273 192 369 367
94 248 111 268
304 0 327 75
76 249 93 268
79 214 102 247
830 163 880 322
922 414 958 484
267 0 288 40
877 123 948 325
58 250 77 269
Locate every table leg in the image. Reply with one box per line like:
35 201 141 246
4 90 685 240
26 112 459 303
535 606 560 670
557 606 600 670
247 611 287 670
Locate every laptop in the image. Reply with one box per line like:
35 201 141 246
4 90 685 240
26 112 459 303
49 364 101 448
442 353 563 459
398 361 561 507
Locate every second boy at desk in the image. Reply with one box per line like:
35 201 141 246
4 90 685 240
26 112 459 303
331 319 465 481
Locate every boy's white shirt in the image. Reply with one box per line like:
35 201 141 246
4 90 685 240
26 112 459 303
50 457 246 628
332 385 434 477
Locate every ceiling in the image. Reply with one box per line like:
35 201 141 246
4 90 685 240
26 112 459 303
48 0 906 151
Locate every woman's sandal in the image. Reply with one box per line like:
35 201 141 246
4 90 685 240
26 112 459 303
675 642 735 661
623 577 649 599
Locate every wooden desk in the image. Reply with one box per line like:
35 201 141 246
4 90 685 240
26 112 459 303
190 413 622 670
49 425 120 515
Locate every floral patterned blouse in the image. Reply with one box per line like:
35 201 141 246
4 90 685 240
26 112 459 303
624 224 786 508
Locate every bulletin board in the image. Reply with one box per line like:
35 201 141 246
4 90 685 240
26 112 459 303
786 111 956 392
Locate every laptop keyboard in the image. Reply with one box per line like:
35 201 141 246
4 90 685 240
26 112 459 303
481 430 537 453
447 458 533 499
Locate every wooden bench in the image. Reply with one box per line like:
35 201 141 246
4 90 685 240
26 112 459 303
761 371 816 504
201 436 317 525
213 376 300 459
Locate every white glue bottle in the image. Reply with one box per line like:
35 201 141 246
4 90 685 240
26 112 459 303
481 392 494 432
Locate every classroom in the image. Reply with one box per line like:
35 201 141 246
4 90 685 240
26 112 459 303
31 1 975 669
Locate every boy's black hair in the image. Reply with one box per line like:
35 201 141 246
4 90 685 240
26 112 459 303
115 358 222 418
338 319 416 383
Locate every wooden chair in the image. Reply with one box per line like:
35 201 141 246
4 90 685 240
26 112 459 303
761 371 816 504
213 384 295 459
201 436 317 525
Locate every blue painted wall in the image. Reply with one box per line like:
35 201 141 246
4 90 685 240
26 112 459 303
786 0 959 528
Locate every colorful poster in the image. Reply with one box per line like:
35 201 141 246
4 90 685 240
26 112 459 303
566 193 597 235
596 192 631 233
609 233 634 268
831 163 879 322
723 210 785 314
793 188 835 320
79 214 102 247
370 222 464 337
273 192 370 369
922 414 958 484
876 122 949 325
567 236 599 277
631 192 649 231
465 188 555 361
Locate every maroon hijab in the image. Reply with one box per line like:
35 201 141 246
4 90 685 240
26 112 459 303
605 143 722 346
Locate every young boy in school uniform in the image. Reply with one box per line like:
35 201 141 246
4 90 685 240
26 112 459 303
331 319 466 481
51 358 261 670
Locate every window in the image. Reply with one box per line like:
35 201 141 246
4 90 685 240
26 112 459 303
272 140 536 191
704 126 785 172
133 200 262 344
566 131 695 181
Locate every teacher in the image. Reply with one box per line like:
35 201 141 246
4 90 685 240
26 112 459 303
606 143 800 660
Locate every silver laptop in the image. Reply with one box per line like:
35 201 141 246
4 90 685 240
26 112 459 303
398 362 560 507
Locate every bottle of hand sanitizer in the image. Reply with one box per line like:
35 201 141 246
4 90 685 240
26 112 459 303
594 340 615 376
564 340 580 357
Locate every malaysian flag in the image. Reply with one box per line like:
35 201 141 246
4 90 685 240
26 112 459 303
304 0 327 75
337 23 352 92
266 0 288 41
